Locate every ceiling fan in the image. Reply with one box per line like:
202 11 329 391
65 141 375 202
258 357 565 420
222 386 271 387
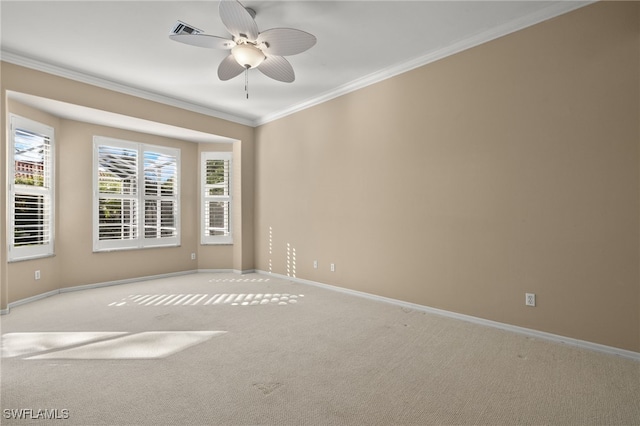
170 0 316 96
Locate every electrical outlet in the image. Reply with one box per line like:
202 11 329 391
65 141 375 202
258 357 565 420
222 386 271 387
191 253 196 260
35 270 41 280
330 263 335 272
313 260 318 269
525 293 536 307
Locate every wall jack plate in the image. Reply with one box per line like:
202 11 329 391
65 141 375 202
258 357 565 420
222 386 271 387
525 293 536 307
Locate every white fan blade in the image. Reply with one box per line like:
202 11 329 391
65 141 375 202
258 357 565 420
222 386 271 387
257 28 317 56
218 54 246 81
257 56 295 83
219 0 259 41
170 34 234 50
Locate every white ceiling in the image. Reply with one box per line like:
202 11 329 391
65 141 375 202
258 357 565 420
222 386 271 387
1 1 590 129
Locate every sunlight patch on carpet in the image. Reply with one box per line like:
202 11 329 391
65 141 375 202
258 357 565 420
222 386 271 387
2 332 127 358
208 277 270 283
108 293 304 307
2 331 226 360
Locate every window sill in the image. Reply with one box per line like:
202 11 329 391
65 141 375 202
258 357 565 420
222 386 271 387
8 253 56 263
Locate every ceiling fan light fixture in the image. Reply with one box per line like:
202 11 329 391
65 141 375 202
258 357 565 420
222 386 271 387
232 43 265 69
170 0 315 87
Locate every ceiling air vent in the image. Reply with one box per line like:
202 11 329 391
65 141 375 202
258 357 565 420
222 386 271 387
171 21 203 36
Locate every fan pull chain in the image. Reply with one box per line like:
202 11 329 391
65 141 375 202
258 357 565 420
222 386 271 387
245 67 249 99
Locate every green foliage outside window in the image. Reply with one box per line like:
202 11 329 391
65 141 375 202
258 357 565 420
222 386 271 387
15 175 44 186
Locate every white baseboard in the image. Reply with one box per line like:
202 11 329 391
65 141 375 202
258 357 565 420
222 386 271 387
197 269 255 275
2 269 258 314
3 269 198 314
255 270 640 362
4 288 60 313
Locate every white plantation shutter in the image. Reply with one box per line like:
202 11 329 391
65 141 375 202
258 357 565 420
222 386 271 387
95 141 139 250
202 152 232 244
9 115 55 261
93 137 180 251
143 149 179 241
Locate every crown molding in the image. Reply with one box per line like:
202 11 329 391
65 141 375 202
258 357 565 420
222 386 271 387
255 0 594 126
0 50 255 127
2 1 593 129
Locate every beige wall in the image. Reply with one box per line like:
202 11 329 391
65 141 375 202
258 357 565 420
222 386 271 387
254 2 640 352
1 63 255 309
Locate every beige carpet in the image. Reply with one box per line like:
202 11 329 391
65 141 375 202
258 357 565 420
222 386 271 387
1 272 639 425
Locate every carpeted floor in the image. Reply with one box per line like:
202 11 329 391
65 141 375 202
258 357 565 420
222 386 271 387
1 272 639 425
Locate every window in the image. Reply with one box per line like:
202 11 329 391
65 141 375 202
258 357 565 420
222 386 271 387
93 137 180 251
201 152 232 244
8 115 55 261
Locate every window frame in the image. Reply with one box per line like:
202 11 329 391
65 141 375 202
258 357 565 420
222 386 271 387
8 114 55 262
93 136 180 252
201 151 233 245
